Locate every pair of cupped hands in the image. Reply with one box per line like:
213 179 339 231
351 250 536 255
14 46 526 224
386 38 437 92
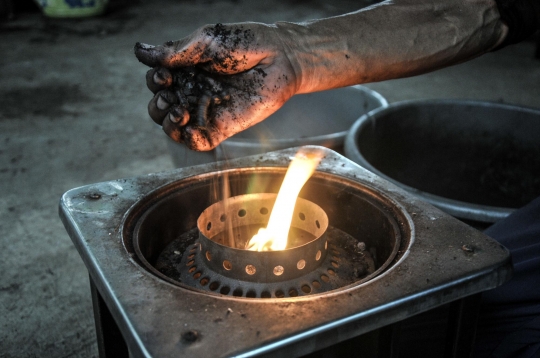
134 22 298 151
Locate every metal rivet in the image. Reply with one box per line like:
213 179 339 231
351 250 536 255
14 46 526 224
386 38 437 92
88 193 101 200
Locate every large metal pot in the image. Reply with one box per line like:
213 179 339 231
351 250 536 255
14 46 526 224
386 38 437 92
167 85 387 167
345 99 540 224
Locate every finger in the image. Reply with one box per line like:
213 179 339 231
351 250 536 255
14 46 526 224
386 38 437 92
181 125 227 151
162 118 183 143
148 90 177 125
180 102 255 151
134 34 206 68
145 67 173 93
168 105 190 126
134 42 162 67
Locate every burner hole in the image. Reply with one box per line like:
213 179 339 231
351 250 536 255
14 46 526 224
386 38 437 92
232 288 243 297
206 222 212 231
260 207 268 215
200 277 209 286
246 290 257 298
325 241 328 250
301 285 311 294
289 289 298 297
332 256 340 261
328 268 336 276
275 290 285 298
220 214 226 222
312 280 321 289
189 247 197 253
297 259 306 270
193 272 202 279
209 281 220 291
188 266 197 273
315 220 320 229
223 260 232 270
331 261 340 268
205 251 212 261
261 291 271 298
245 265 256 275
188 253 195 259
315 250 322 261
332 249 340 256
238 209 246 217
186 260 195 266
273 265 284 276
320 274 330 283
298 212 305 221
220 286 230 295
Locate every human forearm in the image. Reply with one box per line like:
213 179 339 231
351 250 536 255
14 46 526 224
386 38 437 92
275 0 507 94
134 0 509 150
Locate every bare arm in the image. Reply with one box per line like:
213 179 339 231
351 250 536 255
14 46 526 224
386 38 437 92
279 0 507 93
135 0 507 150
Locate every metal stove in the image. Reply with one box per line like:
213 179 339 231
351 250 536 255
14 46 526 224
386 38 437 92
59 146 512 357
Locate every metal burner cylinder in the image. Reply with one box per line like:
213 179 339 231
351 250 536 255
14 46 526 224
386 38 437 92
196 193 328 283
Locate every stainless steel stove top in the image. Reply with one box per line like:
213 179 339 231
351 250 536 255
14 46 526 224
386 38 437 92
59 146 511 357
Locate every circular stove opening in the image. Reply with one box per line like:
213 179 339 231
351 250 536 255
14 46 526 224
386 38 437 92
123 169 412 299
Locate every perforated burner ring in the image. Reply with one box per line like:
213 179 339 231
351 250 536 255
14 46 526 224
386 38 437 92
198 193 328 280
176 193 379 298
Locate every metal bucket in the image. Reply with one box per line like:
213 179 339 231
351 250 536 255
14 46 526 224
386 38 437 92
167 85 387 167
344 99 540 224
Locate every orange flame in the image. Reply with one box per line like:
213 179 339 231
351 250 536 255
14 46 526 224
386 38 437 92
246 150 322 251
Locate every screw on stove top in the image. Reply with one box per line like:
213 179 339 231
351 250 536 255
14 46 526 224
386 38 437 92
181 330 199 343
87 193 101 200
462 244 475 253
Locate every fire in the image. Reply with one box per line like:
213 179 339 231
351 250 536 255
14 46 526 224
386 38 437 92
245 150 322 251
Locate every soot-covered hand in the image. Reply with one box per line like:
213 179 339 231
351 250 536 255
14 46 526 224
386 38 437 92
134 22 299 151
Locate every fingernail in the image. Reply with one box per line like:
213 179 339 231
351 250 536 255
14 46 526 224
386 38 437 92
135 42 155 50
169 112 180 123
169 106 190 126
154 68 171 86
157 94 171 110
169 106 182 123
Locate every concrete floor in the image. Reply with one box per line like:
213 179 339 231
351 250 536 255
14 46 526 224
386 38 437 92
0 1 538 357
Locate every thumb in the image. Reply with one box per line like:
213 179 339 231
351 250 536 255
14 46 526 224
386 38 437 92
134 33 207 68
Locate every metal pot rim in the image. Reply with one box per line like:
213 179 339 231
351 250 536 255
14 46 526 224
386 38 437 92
344 99 540 223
